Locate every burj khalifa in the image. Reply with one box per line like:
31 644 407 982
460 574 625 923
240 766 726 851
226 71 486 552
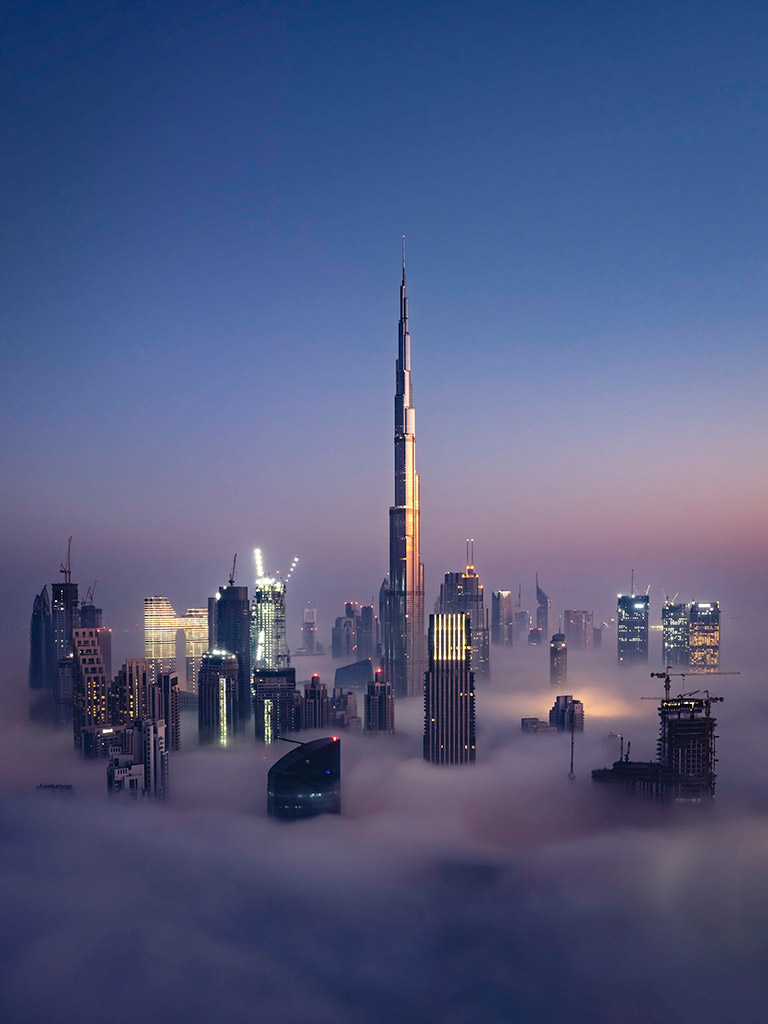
383 245 426 697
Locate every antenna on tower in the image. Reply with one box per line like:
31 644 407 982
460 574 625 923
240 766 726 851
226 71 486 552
630 568 635 596
60 537 73 584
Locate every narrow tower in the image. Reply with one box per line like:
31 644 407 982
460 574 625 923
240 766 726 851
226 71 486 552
384 243 426 697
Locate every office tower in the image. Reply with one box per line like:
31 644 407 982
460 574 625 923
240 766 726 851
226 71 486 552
617 594 649 663
114 658 158 725
254 667 299 743
383 252 426 698
301 606 317 653
198 650 239 747
159 672 181 751
437 558 490 679
73 628 112 754
95 627 112 681
331 613 356 658
267 736 341 820
549 694 584 732
423 613 476 765
303 674 330 730
29 586 55 690
356 605 376 661
550 633 567 686
331 689 361 729
52 570 79 721
364 669 395 733
107 719 168 800
144 596 208 692
662 601 689 667
564 610 594 650
689 602 720 670
536 574 551 639
491 590 514 646
334 659 374 690
250 551 288 671
214 583 252 723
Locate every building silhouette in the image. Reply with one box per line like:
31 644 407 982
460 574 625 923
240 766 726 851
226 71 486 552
251 576 287 671
689 602 720 670
491 590 514 646
114 658 156 725
564 609 593 649
73 627 112 754
107 719 168 800
536 575 550 640
212 583 251 723
198 650 239 747
334 659 374 691
300 606 318 654
423 613 476 765
303 674 330 730
158 671 181 751
437 560 490 679
383 252 426 697
549 694 584 732
549 632 567 686
661 601 689 667
29 586 55 691
617 594 649 663
267 736 341 820
254 667 299 742
331 689 361 730
364 669 395 733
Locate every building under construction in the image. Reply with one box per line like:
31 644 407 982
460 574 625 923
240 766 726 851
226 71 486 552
592 674 721 802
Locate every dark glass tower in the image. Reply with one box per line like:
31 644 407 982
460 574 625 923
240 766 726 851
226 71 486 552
198 651 239 747
364 669 395 733
384 250 426 697
438 562 490 678
536 574 550 639
662 601 689 667
549 632 567 686
423 613 476 765
29 586 55 690
267 736 341 819
214 584 252 722
617 594 649 663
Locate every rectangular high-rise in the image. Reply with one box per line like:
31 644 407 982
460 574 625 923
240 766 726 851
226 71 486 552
662 602 689 667
423 613 476 765
438 564 490 678
689 602 720 670
214 584 251 722
617 594 649 663
384 252 426 697
491 590 514 646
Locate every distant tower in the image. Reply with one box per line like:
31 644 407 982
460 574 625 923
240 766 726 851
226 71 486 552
29 586 55 690
213 580 251 723
437 549 490 678
657 693 718 798
72 627 111 753
250 549 288 671
564 610 594 649
303 674 330 730
197 651 239 747
144 596 207 692
114 658 156 725
423 613 476 765
662 601 689 667
107 719 169 800
267 737 341 820
689 603 720 670
550 633 567 686
52 542 79 722
384 248 426 697
364 669 395 733
491 590 514 646
158 672 181 751
617 594 649 663
536 574 551 640
253 666 299 743
301 606 318 654
549 694 584 732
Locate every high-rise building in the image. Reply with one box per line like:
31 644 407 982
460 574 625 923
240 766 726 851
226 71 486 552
384 253 426 697
364 669 395 733
491 590 514 646
536 574 551 640
158 672 181 752
549 694 584 732
198 650 239 747
617 594 649 663
79 601 102 629
564 610 594 650
144 596 208 692
114 658 157 725
107 719 169 800
303 674 330 730
356 605 377 661
662 601 689 667
437 560 490 679
96 627 112 681
73 627 112 754
301 606 317 654
254 667 299 743
250 550 288 671
52 577 79 722
331 689 361 730
334 659 374 690
689 602 720 670
331 613 356 658
549 633 567 686
213 584 251 723
267 736 341 820
423 613 476 765
29 586 55 691
657 694 717 798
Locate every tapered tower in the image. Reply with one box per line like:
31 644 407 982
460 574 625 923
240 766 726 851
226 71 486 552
384 243 426 697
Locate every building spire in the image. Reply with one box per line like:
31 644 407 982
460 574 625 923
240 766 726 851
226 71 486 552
402 234 406 283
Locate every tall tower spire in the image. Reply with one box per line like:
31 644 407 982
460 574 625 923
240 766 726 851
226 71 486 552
385 241 426 697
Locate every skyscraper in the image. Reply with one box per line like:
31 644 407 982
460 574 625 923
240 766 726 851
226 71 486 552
73 627 112 754
384 250 426 698
267 737 341 820
689 602 720 670
657 693 717 798
536 574 550 639
550 632 567 686
549 694 584 732
144 596 208 691
303 674 330 730
52 572 79 722
364 669 395 733
662 601 689 667
158 671 181 752
437 560 490 678
617 594 649 664
114 658 156 725
213 583 251 723
254 667 299 742
197 650 239 747
301 606 318 654
107 719 169 800
250 549 288 672
423 613 476 765
491 590 514 646
564 610 594 649
29 586 54 691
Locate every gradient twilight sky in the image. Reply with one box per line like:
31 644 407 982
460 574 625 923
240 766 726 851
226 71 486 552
2 1 767 673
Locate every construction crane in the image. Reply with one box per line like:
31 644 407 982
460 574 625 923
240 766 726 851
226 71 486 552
82 580 98 606
646 667 740 701
228 554 237 587
60 536 73 584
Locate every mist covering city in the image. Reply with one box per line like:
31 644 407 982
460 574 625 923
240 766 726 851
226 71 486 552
2 3 768 1023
